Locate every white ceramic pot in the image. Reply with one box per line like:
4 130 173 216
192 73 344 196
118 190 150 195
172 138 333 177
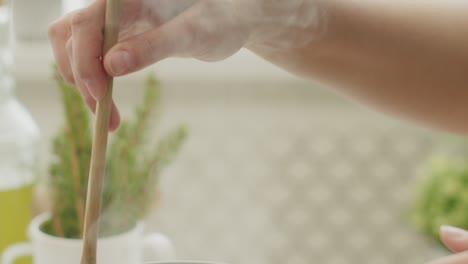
1 213 176 264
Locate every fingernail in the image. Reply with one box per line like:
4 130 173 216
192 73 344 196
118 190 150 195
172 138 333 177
441 226 468 240
108 51 132 76
84 79 100 100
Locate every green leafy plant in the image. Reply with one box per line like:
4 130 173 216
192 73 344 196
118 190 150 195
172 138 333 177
410 157 468 246
43 70 187 238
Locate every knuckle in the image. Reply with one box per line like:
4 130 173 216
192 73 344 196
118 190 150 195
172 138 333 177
83 96 96 111
48 20 66 39
77 71 91 82
57 65 76 85
71 10 89 28
47 22 59 39
76 68 94 82
63 72 76 85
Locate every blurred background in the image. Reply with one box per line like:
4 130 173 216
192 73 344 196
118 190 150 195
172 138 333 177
3 0 468 263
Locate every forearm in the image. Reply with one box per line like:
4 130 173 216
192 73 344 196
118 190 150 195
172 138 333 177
249 1 468 135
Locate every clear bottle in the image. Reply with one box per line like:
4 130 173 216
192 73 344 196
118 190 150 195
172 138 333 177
0 1 40 261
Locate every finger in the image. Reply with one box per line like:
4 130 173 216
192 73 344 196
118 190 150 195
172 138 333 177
109 101 120 131
48 16 75 84
66 35 120 131
103 0 244 76
70 2 107 100
427 251 468 264
441 226 468 253
103 25 178 76
66 39 97 112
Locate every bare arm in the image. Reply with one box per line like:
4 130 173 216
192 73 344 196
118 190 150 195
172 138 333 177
49 0 468 135
249 1 468 135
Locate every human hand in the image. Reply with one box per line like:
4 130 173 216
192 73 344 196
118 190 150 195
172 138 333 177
426 226 468 264
49 0 324 130
49 0 246 130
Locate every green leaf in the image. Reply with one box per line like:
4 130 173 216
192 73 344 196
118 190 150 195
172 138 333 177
48 69 188 237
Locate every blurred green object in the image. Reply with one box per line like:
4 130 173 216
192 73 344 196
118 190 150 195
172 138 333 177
0 2 39 263
410 157 468 246
42 69 188 238
0 185 33 264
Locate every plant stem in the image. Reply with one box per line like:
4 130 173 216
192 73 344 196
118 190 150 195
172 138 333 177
52 208 65 238
66 127 85 235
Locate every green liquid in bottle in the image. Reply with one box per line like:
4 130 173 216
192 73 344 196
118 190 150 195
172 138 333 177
0 184 34 264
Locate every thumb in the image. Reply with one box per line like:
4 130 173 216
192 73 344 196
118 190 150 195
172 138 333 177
103 5 194 77
103 2 211 77
440 226 468 253
103 25 178 76
104 1 246 77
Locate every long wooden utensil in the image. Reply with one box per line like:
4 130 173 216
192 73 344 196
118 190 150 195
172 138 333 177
80 1 122 264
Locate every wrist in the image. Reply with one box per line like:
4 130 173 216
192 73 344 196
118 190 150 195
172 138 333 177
234 0 328 50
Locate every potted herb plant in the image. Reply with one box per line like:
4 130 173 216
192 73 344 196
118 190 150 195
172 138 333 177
410 157 468 248
1 70 187 264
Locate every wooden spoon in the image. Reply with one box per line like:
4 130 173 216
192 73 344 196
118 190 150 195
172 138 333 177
80 1 122 264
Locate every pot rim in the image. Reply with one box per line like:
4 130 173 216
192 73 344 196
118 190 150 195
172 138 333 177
29 212 144 244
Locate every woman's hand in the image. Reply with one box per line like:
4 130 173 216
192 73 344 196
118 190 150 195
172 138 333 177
49 1 468 136
427 226 468 264
48 0 324 130
49 0 250 131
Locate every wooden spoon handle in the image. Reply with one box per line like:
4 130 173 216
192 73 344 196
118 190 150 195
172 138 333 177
81 1 122 264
